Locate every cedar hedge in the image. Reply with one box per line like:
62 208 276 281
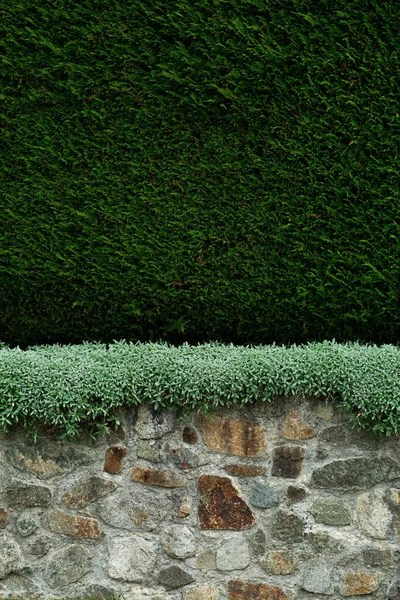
0 341 399 438
1 0 400 346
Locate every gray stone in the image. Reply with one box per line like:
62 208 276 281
196 549 216 570
4 441 90 479
311 457 400 489
387 565 400 600
137 403 175 439
16 514 38 537
357 489 392 539
0 534 24 579
274 510 305 543
286 484 308 505
308 532 344 554
162 524 196 559
28 536 50 557
62 475 116 508
302 559 333 594
363 547 393 567
250 482 278 509
98 493 172 532
138 439 161 462
249 528 267 557
6 482 52 509
108 535 158 582
170 445 208 469
311 498 351 526
158 566 195 590
45 544 91 588
84 583 121 599
216 536 250 571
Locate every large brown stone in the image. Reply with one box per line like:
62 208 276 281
199 415 265 457
280 411 314 440
225 465 266 477
228 580 289 600
272 445 305 478
343 570 378 596
62 476 116 508
131 466 187 487
0 509 8 529
198 475 255 530
49 509 102 539
104 445 127 474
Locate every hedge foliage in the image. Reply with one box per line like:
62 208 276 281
0 341 400 438
1 0 400 346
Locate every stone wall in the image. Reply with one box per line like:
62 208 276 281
1 397 400 600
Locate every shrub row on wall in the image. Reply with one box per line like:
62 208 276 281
0 341 399 438
1 0 400 346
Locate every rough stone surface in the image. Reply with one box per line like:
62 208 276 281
6 482 52 509
137 439 160 462
0 534 23 579
198 475 255 530
308 532 344 553
196 548 216 570
199 415 266 456
62 475 116 508
108 535 158 582
357 489 392 539
170 445 207 469
312 402 334 421
158 566 194 590
184 585 219 600
261 551 294 575
228 581 289 600
286 484 307 505
312 457 400 488
274 510 305 542
387 566 400 600
131 466 187 487
4 442 90 479
363 547 393 567
311 498 351 525
98 493 172 531
28 536 50 557
179 496 192 518
225 464 266 477
182 426 198 445
280 410 315 440
16 514 38 537
83 584 117 600
45 544 91 588
216 537 250 571
302 559 333 594
49 509 102 538
162 524 196 559
250 482 278 509
137 403 175 439
0 510 8 529
103 445 127 474
272 445 305 478
249 528 266 557
343 570 378 596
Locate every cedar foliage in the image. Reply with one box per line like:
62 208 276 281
1 0 400 346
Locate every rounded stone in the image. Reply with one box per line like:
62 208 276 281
162 524 196 559
311 498 351 526
16 514 38 537
250 482 278 509
216 536 250 571
45 544 91 588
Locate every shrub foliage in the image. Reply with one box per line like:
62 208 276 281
1 0 400 346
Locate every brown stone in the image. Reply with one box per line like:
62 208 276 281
286 484 307 505
179 496 192 518
274 510 305 542
280 411 314 440
103 445 127 474
261 551 294 575
183 426 198 445
272 445 305 478
62 476 116 509
198 475 255 530
131 466 187 487
0 509 8 528
225 465 266 477
228 580 289 600
199 415 265 457
344 570 378 596
49 509 102 539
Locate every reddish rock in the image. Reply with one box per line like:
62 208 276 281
344 570 378 596
104 445 127 474
228 580 289 600
198 475 255 530
0 509 8 528
131 466 187 487
280 411 314 440
183 426 198 445
199 415 265 457
272 445 305 478
225 465 266 477
179 496 192 518
49 509 102 539
260 551 294 575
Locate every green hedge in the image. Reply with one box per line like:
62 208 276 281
1 341 400 438
1 0 400 346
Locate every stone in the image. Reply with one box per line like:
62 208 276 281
308 532 344 553
45 544 91 588
225 465 266 477
311 457 400 489
312 402 334 421
98 492 172 532
158 566 194 590
184 585 219 600
261 551 294 575
343 570 378 596
198 475 255 530
274 510 305 543
357 489 392 539
280 410 315 440
385 488 400 512
131 466 187 487
183 426 198 445
216 537 250 571
302 559 333 594
363 547 393 567
250 482 278 509
0 534 23 579
83 584 117 600
249 528 266 557
49 509 102 539
108 535 158 582
28 536 50 557
170 445 207 469
16 514 38 537
179 496 192 518
311 498 351 525
387 566 400 600
0 510 8 529
199 415 265 457
196 548 216 570
137 403 175 439
104 445 127 474
62 475 116 508
6 482 52 509
162 524 196 559
286 484 307 505
272 445 305 478
4 441 90 479
137 439 160 462
228 581 289 600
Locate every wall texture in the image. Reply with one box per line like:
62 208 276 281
1 398 400 600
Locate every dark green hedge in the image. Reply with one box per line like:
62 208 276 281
1 0 400 346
